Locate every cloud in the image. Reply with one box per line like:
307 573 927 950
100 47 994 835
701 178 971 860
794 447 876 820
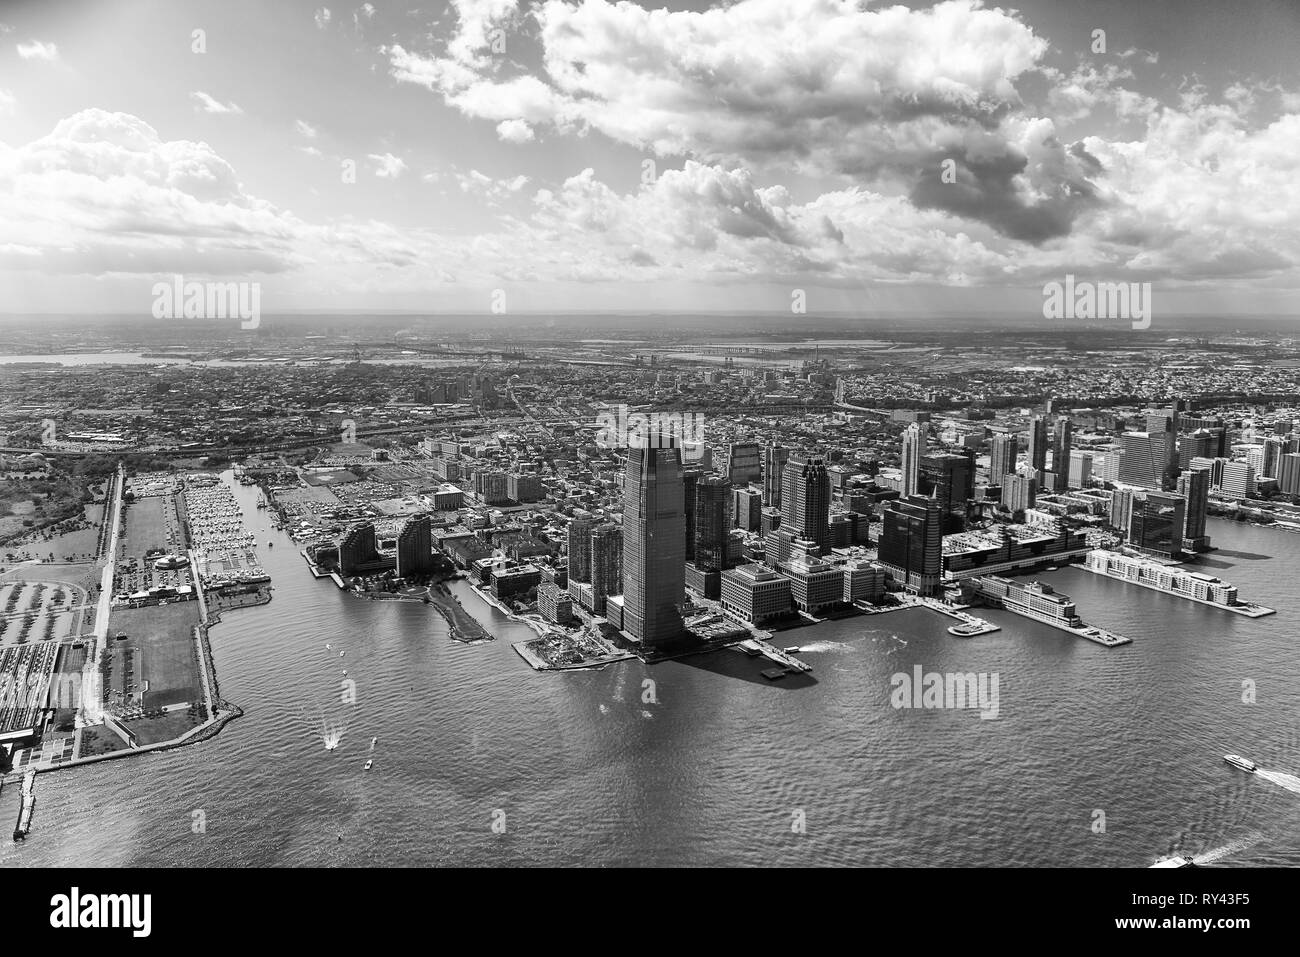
314 7 332 29
354 3 376 28
295 119 319 138
0 89 14 114
191 91 244 115
16 39 59 61
368 152 407 178
495 119 534 143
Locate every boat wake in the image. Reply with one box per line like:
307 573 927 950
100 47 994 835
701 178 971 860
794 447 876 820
795 641 855 654
1191 835 1261 865
1255 768 1300 795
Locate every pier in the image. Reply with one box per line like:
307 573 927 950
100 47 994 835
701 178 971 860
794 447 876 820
738 638 813 674
1081 551 1275 618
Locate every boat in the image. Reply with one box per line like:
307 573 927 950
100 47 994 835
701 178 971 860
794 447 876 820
370 736 378 750
1223 754 1257 773
340 651 345 657
363 759 373 771
342 669 347 676
783 646 801 654
1150 855 1197 868
267 540 273 548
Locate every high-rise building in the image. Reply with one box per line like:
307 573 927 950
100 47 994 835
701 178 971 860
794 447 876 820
1109 487 1135 533
1067 450 1093 489
1176 468 1211 551
567 516 594 583
1050 416 1073 492
1027 415 1049 477
877 495 943 596
1218 460 1256 500
693 475 733 573
901 424 923 497
989 433 1017 483
1278 452 1300 496
1001 473 1037 512
1129 491 1186 558
622 437 687 645
732 486 763 531
918 450 974 532
508 472 543 503
682 467 701 560
395 515 434 577
589 523 622 614
338 522 382 576
725 442 762 485
1118 431 1173 490
762 443 790 507
779 453 831 554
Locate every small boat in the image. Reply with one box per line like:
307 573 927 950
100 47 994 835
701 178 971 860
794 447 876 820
363 759 373 771
1150 855 1196 868
339 651 345 657
267 540 273 548
1223 754 1257 773
783 646 801 654
342 669 348 676
325 643 331 650
370 736 378 750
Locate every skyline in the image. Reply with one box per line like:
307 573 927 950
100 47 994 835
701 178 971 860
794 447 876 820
0 0 1298 317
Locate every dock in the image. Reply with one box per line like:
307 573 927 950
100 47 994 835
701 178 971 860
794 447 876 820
738 638 813 674
13 770 36 841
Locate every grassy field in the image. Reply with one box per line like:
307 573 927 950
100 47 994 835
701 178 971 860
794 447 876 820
105 600 203 709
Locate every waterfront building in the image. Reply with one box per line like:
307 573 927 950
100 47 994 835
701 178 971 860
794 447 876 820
622 437 687 645
1176 467 1211 551
1129 491 1186 558
877 495 942 596
782 557 845 614
720 563 793 625
395 515 434 577
538 582 574 624
1279 452 1300 496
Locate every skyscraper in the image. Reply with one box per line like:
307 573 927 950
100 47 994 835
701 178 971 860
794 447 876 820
589 523 622 614
1176 468 1211 551
693 475 733 573
918 449 974 532
779 453 831 554
1118 431 1173 490
901 424 923 497
622 437 686 646
1027 415 1049 477
1050 416 1073 492
989 433 1017 483
1279 452 1300 496
567 516 594 583
1129 491 1186 558
762 443 790 507
877 495 943 596
682 467 701 560
725 442 762 485
1067 450 1093 489
1001 473 1038 512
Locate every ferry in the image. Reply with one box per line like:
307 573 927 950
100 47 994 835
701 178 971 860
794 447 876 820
1223 754 1257 773
363 759 373 771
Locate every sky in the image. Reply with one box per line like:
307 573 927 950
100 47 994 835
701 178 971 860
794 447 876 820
1 0 1299 319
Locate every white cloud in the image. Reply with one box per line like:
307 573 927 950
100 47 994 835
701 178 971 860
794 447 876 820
0 89 15 114
496 119 534 143
295 119 319 138
16 39 59 61
314 7 332 29
368 152 407 178
191 91 244 115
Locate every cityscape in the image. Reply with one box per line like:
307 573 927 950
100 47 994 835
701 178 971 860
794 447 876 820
1 0 1298 885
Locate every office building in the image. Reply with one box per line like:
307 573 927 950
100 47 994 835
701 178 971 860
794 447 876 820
779 453 831 554
622 438 687 645
989 433 1017 483
395 515 434 577
877 495 943 596
1176 467 1211 552
762 443 789 508
901 424 923 497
